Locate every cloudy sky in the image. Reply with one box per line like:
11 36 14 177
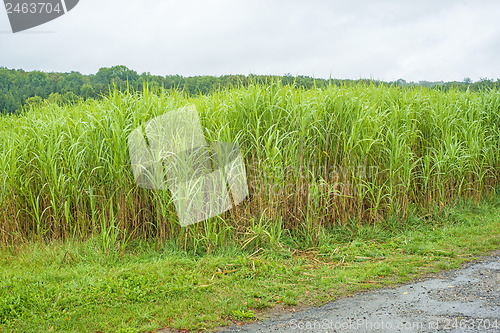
1 0 499 81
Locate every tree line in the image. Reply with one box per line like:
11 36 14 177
1 65 499 114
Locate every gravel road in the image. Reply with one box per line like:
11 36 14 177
217 253 500 333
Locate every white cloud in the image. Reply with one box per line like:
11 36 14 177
0 0 499 81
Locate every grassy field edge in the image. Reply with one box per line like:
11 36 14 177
1 195 499 332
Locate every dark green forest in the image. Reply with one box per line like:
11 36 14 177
1 65 499 114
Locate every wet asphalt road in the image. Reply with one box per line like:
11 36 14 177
217 253 500 333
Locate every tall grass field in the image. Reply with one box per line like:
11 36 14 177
1 81 499 250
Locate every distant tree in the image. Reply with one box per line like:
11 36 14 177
27 71 50 97
24 95 44 108
47 92 63 105
93 65 139 91
81 83 95 99
473 78 493 91
62 71 85 94
63 91 79 104
395 78 407 87
3 92 21 113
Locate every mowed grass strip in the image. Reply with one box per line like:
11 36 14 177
1 195 499 332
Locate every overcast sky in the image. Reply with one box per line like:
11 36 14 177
1 0 499 82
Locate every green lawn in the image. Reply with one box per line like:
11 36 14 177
1 195 499 332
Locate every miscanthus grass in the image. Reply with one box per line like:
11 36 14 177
0 81 499 249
